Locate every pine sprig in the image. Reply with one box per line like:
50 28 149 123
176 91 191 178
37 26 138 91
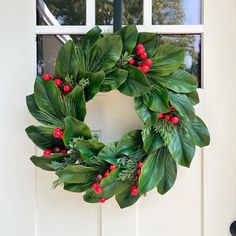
48 156 77 170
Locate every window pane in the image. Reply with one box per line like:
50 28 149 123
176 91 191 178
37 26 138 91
152 0 201 25
37 0 86 25
96 0 143 25
159 34 201 86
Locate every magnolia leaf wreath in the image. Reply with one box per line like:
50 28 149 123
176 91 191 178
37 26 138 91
26 25 210 208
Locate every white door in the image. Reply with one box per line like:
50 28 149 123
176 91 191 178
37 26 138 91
1 0 236 236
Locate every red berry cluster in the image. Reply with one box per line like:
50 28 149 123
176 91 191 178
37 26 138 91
158 104 179 125
91 164 117 203
43 147 68 157
128 44 153 73
43 73 71 94
130 162 143 196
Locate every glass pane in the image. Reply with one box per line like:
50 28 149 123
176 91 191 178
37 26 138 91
159 34 201 86
37 0 86 25
96 0 143 25
152 0 201 25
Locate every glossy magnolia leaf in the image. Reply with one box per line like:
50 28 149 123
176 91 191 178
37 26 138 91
157 69 198 93
55 40 79 78
118 65 151 97
115 185 140 209
150 44 185 77
187 91 200 105
142 82 170 113
98 142 119 166
156 148 177 195
81 26 101 51
189 116 210 147
117 25 138 53
137 32 159 57
100 68 127 92
34 77 65 121
25 125 64 150
116 130 144 158
64 182 94 193
168 129 196 167
84 168 131 203
30 154 67 171
138 149 164 194
142 127 163 154
63 117 92 147
89 35 122 72
56 165 100 184
83 71 105 101
134 97 157 126
169 91 195 122
64 86 86 121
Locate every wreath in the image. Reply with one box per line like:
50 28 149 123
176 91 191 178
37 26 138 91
26 25 210 208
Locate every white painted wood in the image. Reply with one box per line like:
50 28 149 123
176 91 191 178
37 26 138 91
143 0 152 26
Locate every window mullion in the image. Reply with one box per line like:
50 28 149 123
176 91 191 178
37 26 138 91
143 0 152 26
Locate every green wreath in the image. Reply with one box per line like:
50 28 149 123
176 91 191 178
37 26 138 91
26 25 210 208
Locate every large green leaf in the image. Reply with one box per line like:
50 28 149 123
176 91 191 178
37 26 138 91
187 91 200 105
100 68 127 92
25 125 64 150
169 91 195 121
63 117 92 147
157 69 198 93
89 35 122 72
115 185 140 208
118 65 151 97
168 129 196 167
150 44 185 77
34 77 65 122
137 32 159 57
64 182 94 193
81 26 102 51
138 149 164 194
156 148 177 194
142 127 163 154
189 116 210 147
30 154 67 171
55 40 79 78
64 86 86 121
83 71 105 101
134 97 157 126
56 165 100 184
142 83 170 113
117 25 138 53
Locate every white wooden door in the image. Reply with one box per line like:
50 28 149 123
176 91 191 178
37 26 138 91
1 0 236 235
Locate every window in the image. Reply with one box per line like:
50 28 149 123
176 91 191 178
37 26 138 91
36 0 203 86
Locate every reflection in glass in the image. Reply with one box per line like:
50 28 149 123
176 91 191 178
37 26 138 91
37 0 86 25
96 0 143 25
152 0 201 25
159 34 201 86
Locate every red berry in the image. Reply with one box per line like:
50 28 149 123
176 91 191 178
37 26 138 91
165 114 171 121
141 65 149 73
104 170 110 177
43 149 51 156
97 174 103 181
137 44 145 51
61 149 68 154
92 182 100 190
54 147 61 153
158 113 164 119
63 85 71 93
110 164 116 171
171 116 179 124
144 59 153 67
137 66 143 71
137 162 143 168
53 128 63 138
128 58 135 65
131 185 139 196
43 73 51 81
140 52 148 60
137 169 141 176
95 186 103 194
99 197 106 203
55 78 62 86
